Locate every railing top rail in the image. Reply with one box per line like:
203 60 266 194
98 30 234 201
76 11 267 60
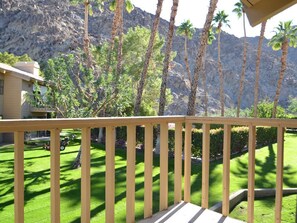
0 116 185 132
1 116 297 132
186 116 297 128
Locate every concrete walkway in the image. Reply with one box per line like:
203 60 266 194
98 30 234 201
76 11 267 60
138 201 245 223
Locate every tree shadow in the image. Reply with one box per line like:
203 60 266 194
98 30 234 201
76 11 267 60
231 144 297 190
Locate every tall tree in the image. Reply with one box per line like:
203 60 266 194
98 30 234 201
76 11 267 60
187 0 218 116
105 0 134 74
268 21 297 118
83 0 92 67
233 2 247 117
202 26 216 116
176 19 195 85
36 27 165 167
158 0 179 116
134 0 164 116
213 10 230 117
253 20 267 118
70 0 104 67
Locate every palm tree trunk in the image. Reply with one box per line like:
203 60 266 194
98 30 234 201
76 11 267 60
134 0 163 116
115 0 124 82
202 53 208 116
272 40 288 118
105 0 121 74
187 0 218 116
184 36 192 84
254 20 267 117
84 0 92 68
155 0 179 155
236 13 247 117
217 31 225 117
72 146 82 168
158 0 179 116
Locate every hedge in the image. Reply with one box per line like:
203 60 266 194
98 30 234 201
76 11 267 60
115 125 277 159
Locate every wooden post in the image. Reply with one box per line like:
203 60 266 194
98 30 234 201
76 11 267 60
144 124 153 218
202 124 210 208
105 126 115 223
126 125 136 223
160 123 168 211
174 122 183 203
50 129 61 223
14 131 24 223
81 128 91 223
222 125 231 216
248 125 256 223
184 122 192 202
275 127 284 223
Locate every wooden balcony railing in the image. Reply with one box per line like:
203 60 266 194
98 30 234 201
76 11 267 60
0 116 296 223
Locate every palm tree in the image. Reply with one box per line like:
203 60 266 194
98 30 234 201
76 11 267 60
115 0 124 81
233 2 247 117
155 0 179 155
202 26 216 116
83 0 92 68
177 19 195 85
187 0 218 116
134 0 164 116
213 10 230 117
105 0 134 74
70 0 103 68
158 0 179 117
268 21 297 118
253 20 267 118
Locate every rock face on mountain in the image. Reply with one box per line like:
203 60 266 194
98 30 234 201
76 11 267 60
1 0 297 115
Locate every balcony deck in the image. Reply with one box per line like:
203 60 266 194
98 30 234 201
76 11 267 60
139 201 245 223
0 116 296 223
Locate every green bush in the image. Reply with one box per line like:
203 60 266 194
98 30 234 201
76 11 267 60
116 125 277 160
256 127 277 146
250 100 286 118
172 126 276 159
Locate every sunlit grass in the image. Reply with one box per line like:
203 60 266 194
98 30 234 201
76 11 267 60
229 194 297 222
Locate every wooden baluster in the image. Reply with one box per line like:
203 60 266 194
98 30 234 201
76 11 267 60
222 125 231 216
184 122 192 202
160 123 168 211
126 125 136 223
202 124 210 208
14 131 24 223
174 122 183 203
105 126 115 223
248 125 256 223
81 128 91 223
275 127 284 223
144 124 153 218
50 129 61 223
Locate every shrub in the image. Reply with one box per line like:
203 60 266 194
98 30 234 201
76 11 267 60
116 124 277 160
250 100 286 118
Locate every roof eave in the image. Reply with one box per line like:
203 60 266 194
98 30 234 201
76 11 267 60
242 0 297 27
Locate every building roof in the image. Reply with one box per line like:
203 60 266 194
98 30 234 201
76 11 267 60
242 0 297 27
0 62 44 82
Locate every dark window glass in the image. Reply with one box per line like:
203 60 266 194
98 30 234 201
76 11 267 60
0 80 3 95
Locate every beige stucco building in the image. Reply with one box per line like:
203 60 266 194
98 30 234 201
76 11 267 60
0 61 51 142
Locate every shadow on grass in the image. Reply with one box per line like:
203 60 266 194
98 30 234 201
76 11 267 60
231 144 297 190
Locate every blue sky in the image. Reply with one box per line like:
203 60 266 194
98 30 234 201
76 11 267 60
130 0 297 39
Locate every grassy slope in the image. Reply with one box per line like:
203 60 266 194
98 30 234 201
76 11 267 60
1 132 297 222
229 194 297 223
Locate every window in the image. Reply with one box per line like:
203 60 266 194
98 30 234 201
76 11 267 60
0 80 3 95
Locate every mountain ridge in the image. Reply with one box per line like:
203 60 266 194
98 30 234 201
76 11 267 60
1 0 297 115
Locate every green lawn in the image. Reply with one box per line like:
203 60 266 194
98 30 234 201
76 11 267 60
229 194 297 223
1 131 297 222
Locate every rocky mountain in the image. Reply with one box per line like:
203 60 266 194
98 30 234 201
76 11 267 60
1 0 297 115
